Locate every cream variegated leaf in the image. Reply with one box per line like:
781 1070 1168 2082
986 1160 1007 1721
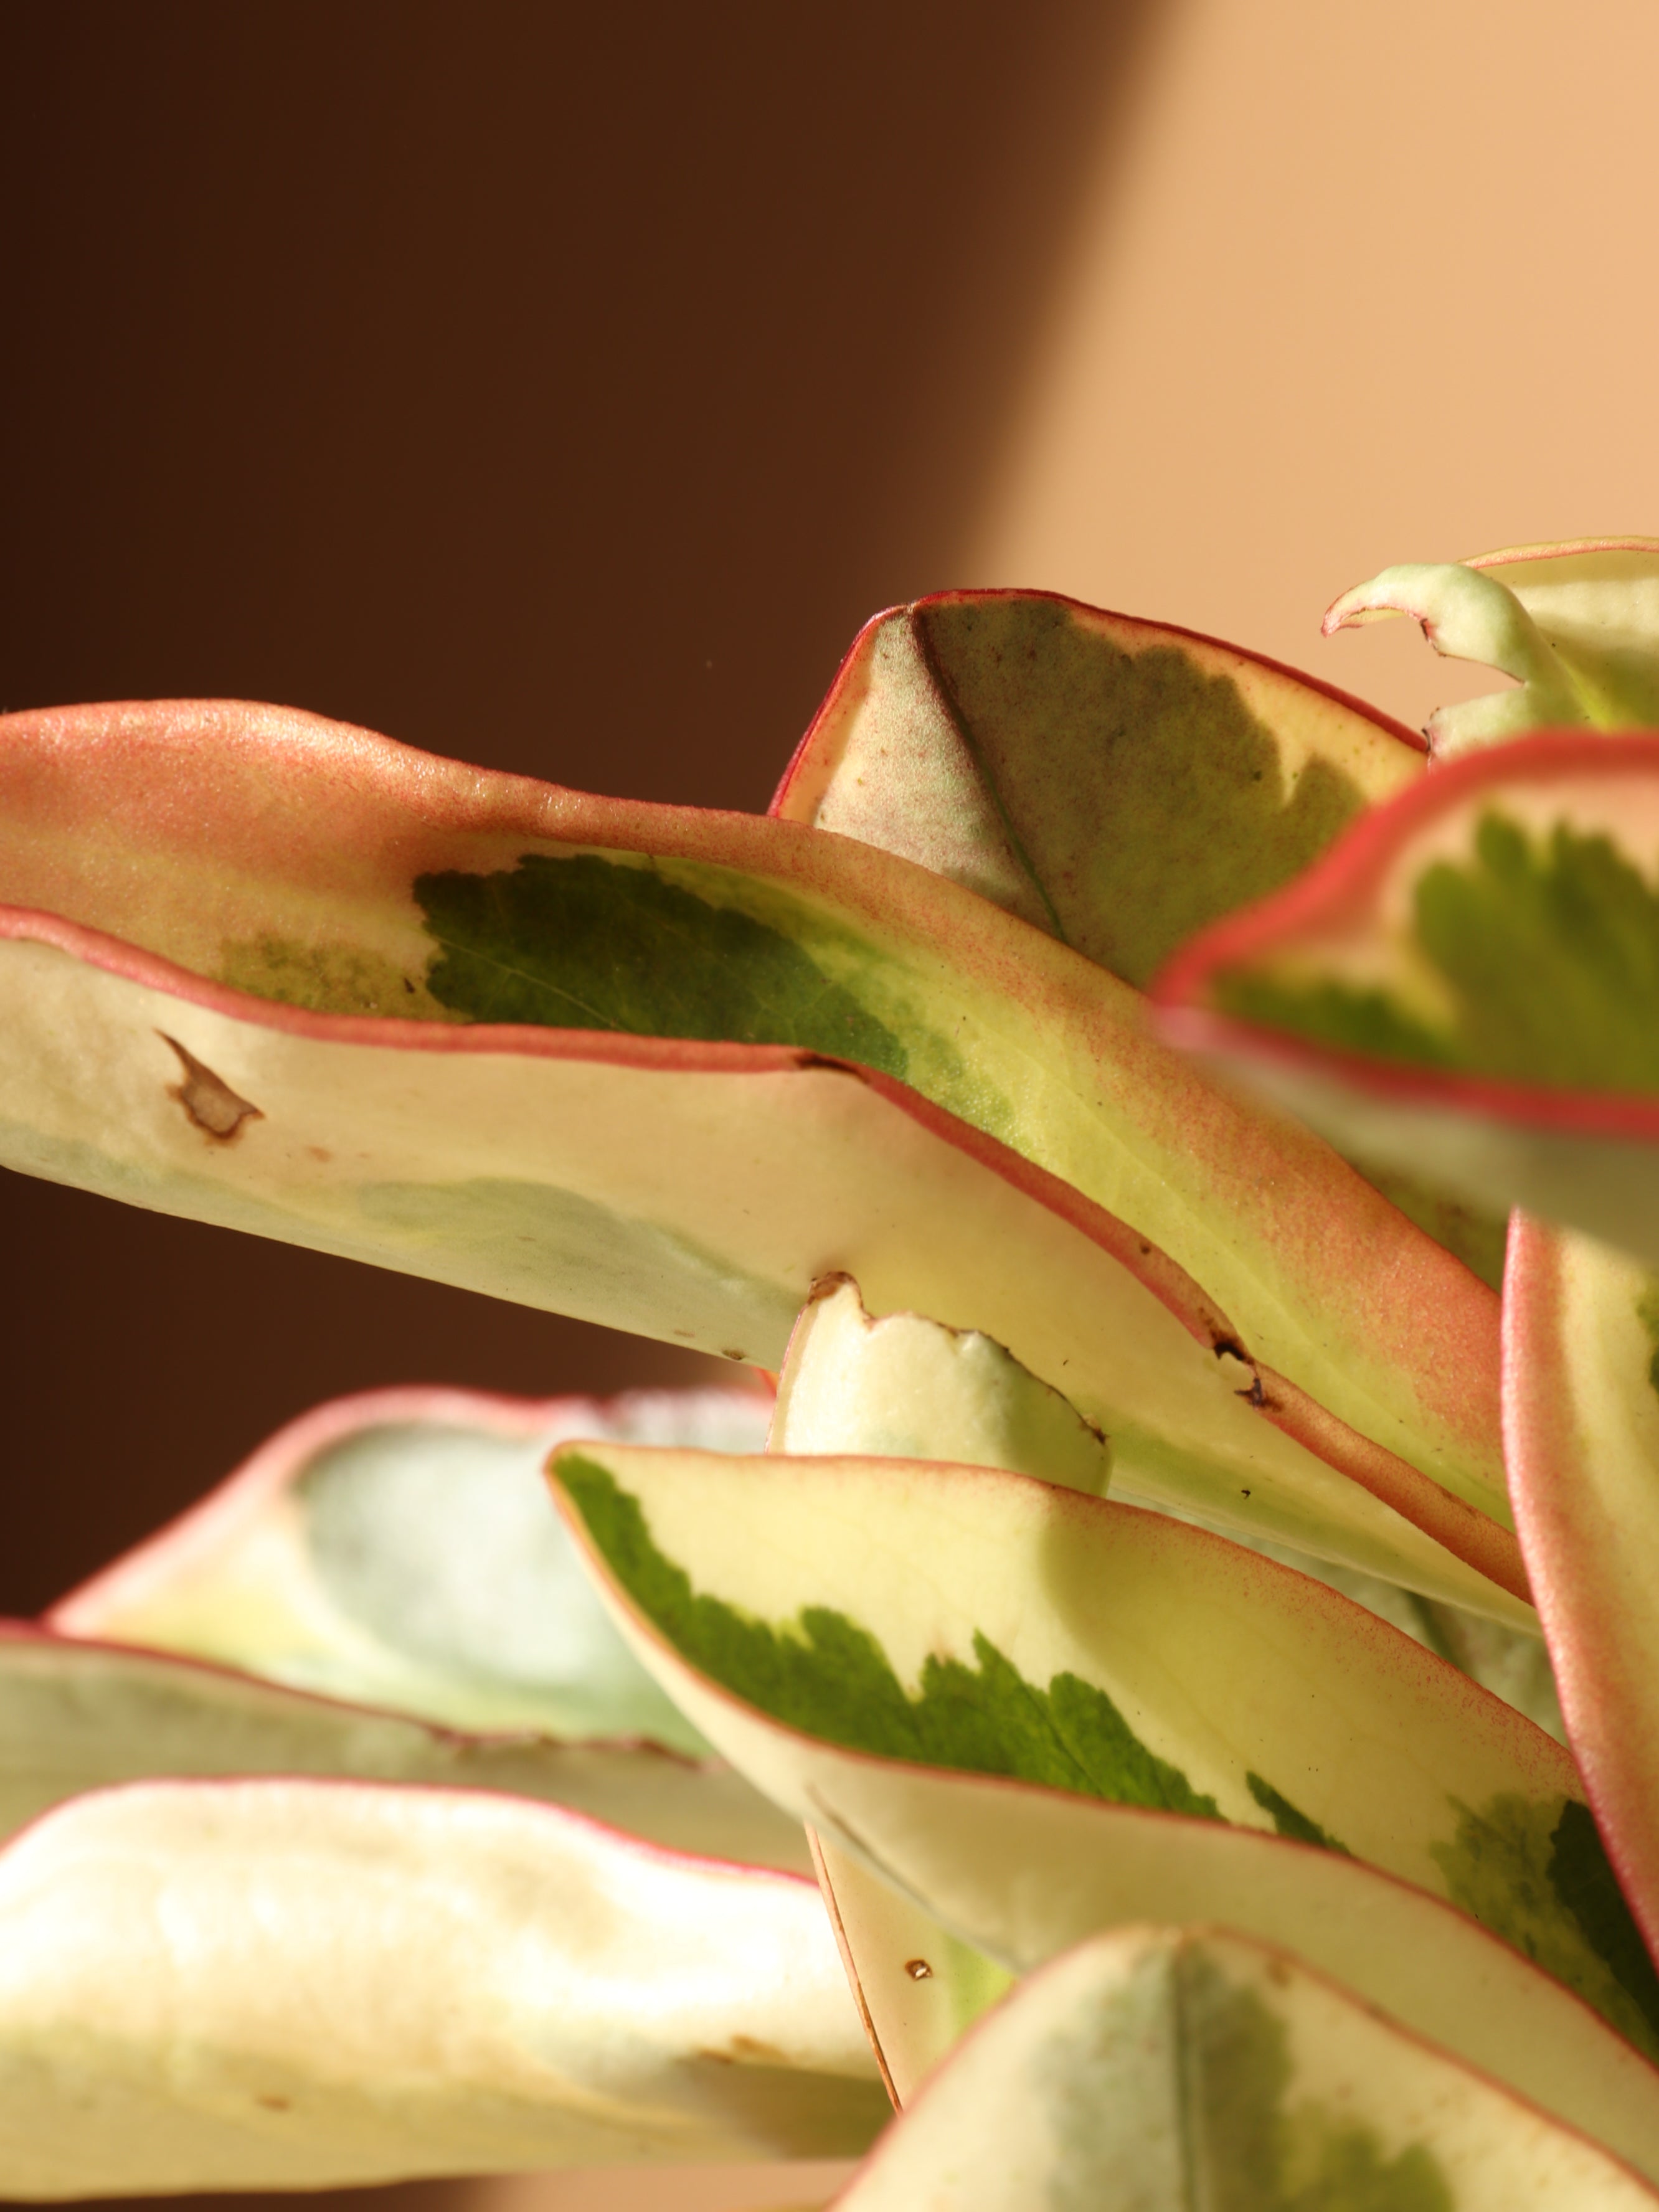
545 1440 1659 2086
0 695 1511 1585
0 1776 882 2198
768 1277 1110 1496
52 1382 770 1751
831 1927 1659 2211
1156 734 1659 1266
773 588 1425 986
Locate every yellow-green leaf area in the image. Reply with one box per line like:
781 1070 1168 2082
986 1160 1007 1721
1168 1951 1454 2212
560 1454 1224 1820
416 853 909 1071
219 935 455 1019
920 597 1369 988
1216 813 1659 1092
1635 1276 1659 1400
1431 1792 1659 2061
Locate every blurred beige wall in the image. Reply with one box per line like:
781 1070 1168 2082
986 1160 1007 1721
971 0 1659 734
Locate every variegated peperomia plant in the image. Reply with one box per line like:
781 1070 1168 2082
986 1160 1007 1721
4 562 1659 2202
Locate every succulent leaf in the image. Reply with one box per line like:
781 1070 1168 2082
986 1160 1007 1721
50 1384 770 1751
537 1444 1659 2175
831 1927 1659 2211
1504 1216 1659 1977
0 696 1508 1572
0 1775 882 2196
546 1444 1641 2048
808 1831 1013 2109
1155 734 1659 1264
768 1277 1110 1495
772 590 1425 985
0 1626 805 1870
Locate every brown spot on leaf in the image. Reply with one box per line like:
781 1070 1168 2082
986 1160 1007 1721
697 2033 785 2066
721 1348 748 1363
254 2094 291 2112
904 1957 933 1981
159 1034 263 1142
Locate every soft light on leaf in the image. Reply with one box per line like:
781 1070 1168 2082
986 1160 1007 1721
768 1277 1109 1496
0 1777 883 2197
831 1927 1659 2210
51 1384 768 1751
546 1445 1635 2044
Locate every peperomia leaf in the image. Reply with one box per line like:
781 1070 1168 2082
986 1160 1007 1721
0 1624 809 1873
771 590 1426 987
1326 539 1659 759
768 1277 1110 1495
0 1774 882 2195
831 1926 1659 2211
529 1457 1659 2179
545 1444 1647 2053
808 1831 1013 2109
1503 1215 1659 1975
51 1384 770 1753
0 697 1510 1576
0 924 1517 1615
1156 734 1659 1264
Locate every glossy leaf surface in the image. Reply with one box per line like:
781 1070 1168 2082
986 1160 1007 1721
0 697 1507 1557
0 913 1517 1612
772 589 1424 986
52 1384 770 1751
1157 734 1659 1262
0 1777 882 2196
834 1927 1659 2211
547 1444 1640 2044
512 1541 1659 2175
1326 539 1659 757
1504 1215 1659 1972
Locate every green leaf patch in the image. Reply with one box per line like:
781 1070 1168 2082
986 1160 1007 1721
418 852 907 1071
562 1453 1218 1820
1216 811 1659 1093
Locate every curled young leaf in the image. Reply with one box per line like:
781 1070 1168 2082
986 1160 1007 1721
1325 539 1659 758
833 1926 1659 2211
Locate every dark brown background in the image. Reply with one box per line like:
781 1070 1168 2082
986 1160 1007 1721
0 5 1146 2204
0 0 1149 1615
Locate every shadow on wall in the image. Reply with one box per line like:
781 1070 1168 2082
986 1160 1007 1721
0 9 1151 2212
0 0 1155 1620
